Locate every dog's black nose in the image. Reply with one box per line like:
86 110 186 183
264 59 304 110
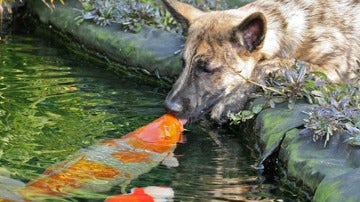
165 99 183 115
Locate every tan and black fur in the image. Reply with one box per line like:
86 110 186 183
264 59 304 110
163 0 360 122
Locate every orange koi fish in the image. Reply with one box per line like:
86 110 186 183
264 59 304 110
0 114 185 201
105 186 174 202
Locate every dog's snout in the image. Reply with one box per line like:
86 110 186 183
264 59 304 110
165 99 183 114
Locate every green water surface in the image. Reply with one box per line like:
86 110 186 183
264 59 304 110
0 32 296 201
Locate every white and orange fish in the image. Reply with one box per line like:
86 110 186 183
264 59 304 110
105 186 174 202
0 114 185 201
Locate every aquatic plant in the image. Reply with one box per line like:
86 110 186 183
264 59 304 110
229 61 360 147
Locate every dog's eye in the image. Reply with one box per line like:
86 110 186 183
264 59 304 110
196 60 213 74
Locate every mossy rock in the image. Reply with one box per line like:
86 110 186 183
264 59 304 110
255 102 360 200
314 168 360 202
254 101 312 161
27 0 184 78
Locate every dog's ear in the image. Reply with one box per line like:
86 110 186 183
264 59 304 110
232 12 266 52
162 0 203 31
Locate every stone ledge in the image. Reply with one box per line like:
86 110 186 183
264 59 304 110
27 0 184 78
256 102 360 201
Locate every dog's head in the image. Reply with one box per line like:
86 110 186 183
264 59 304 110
163 0 267 122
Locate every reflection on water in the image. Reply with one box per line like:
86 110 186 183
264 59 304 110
129 122 288 201
0 33 294 201
0 35 165 181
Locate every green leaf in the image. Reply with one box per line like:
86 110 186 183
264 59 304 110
311 71 328 80
346 136 360 146
251 104 263 114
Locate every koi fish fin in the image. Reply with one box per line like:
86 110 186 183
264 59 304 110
0 175 25 202
161 153 179 168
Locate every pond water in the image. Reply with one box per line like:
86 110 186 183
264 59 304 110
0 31 297 201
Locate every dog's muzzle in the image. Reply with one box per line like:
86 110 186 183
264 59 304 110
165 99 183 115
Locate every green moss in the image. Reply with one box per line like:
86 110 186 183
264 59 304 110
256 103 311 160
314 180 345 202
279 129 323 191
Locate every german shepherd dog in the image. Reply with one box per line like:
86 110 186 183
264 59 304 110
162 0 360 122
